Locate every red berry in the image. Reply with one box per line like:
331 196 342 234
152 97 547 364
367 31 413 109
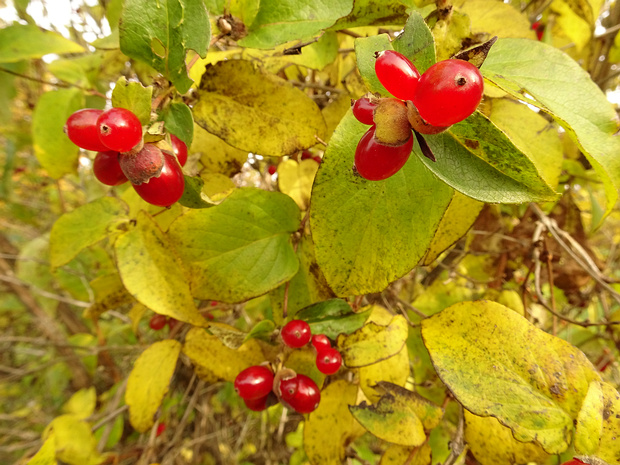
279 375 299 403
281 320 312 348
167 317 179 330
132 152 185 207
561 460 586 465
119 143 165 185
316 348 342 375
65 109 110 152
413 59 483 127
97 107 143 152
311 334 331 352
244 394 270 412
93 151 127 186
374 50 421 101
170 134 188 167
149 314 167 331
312 156 322 164
234 365 274 400
267 165 277 175
301 150 312 160
156 423 166 437
286 374 320 414
532 22 544 40
352 98 376 125
354 126 413 181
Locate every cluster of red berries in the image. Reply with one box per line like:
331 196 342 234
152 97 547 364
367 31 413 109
352 50 484 181
148 314 179 331
64 107 188 207
233 320 342 414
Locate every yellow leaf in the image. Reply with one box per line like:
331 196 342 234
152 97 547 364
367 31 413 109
380 443 432 465
575 380 604 455
44 414 103 465
423 191 484 265
337 314 408 368
83 272 133 320
551 0 592 52
278 159 319 210
465 411 552 465
192 123 247 177
455 0 536 40
589 381 620 463
182 327 265 383
114 211 207 326
125 340 182 433
359 345 410 403
128 303 148 334
421 300 601 453
193 60 327 156
27 434 57 465
304 380 364 465
62 387 96 420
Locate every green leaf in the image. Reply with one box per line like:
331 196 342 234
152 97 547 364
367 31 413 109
238 0 353 49
330 0 408 30
161 102 193 146
418 112 560 203
392 11 436 73
27 434 57 465
50 197 129 268
125 340 182 432
350 382 443 446
193 60 327 156
309 112 453 296
336 315 408 368
296 299 371 339
0 24 85 62
420 300 601 454
178 176 213 209
354 34 393 95
304 380 365 464
481 38 620 215
169 188 301 302
182 327 265 383
111 76 153 125
119 0 209 94
32 89 83 179
114 211 207 326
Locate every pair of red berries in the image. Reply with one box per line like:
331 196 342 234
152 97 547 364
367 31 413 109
149 314 179 331
234 365 321 414
353 50 484 181
65 107 188 207
281 320 342 376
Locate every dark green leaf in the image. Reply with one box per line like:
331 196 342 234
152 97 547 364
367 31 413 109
178 175 213 209
393 11 436 73
111 76 153 125
0 24 85 62
162 102 193 146
296 299 371 339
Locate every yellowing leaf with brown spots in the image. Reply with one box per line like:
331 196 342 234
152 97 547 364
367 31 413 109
421 300 601 454
465 411 552 465
337 314 408 368
304 380 364 465
350 382 442 446
359 345 410 403
193 60 327 156
277 159 319 210
191 123 247 177
380 443 432 465
182 327 265 383
125 340 181 433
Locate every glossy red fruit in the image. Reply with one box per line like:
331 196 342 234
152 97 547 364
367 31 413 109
97 107 143 152
149 314 167 331
413 59 484 127
311 334 331 353
267 165 277 175
93 151 127 186
374 50 421 101
560 460 586 465
354 126 413 181
244 394 270 412
167 317 179 330
316 348 342 375
234 365 274 400
65 109 110 152
281 320 312 348
156 423 166 437
132 152 185 207
279 375 299 402
532 21 544 40
287 374 320 414
170 134 188 167
352 98 376 125
301 150 312 160
312 156 322 164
